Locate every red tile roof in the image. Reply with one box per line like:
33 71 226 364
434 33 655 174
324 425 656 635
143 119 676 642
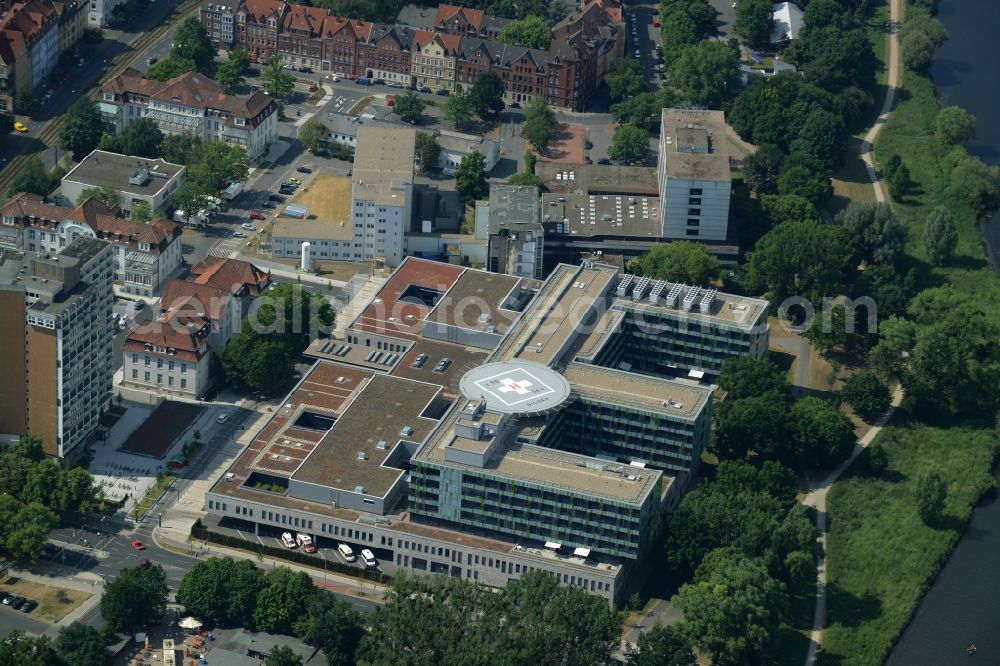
124 318 210 362
189 256 268 296
434 3 485 32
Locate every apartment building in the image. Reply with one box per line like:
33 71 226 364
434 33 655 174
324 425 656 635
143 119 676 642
0 192 183 295
207 1 621 111
0 0 60 112
0 237 114 460
351 126 415 267
201 0 236 47
204 257 768 603
658 108 732 242
123 256 267 397
99 68 278 162
61 150 186 218
87 0 126 26
54 0 85 54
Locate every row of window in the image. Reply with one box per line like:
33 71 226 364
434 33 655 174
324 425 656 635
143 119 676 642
131 369 188 389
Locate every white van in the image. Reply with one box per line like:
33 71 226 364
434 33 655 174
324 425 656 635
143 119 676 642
361 548 377 568
281 532 296 548
337 543 356 562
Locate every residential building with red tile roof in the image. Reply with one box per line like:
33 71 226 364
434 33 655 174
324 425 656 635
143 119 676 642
0 190 183 295
98 69 278 162
0 0 60 112
411 29 460 92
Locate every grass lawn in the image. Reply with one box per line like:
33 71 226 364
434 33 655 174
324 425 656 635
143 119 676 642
130 473 175 521
820 415 999 665
0 577 92 623
821 7 1000 660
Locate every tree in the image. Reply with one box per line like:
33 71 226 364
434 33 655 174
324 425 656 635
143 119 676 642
744 144 785 195
55 622 106 666
948 156 1000 217
669 40 741 107
299 119 329 153
841 371 891 421
887 162 910 200
51 467 96 513
673 548 787 665
265 645 303 666
789 396 855 467
7 157 56 196
790 108 846 170
0 631 58 665
443 89 475 129
901 30 934 70
936 106 976 145
292 593 364 666
190 142 249 192
110 3 131 24
524 150 536 174
735 0 774 47
5 502 57 560
161 133 204 165
604 58 646 103
21 460 60 506
144 55 197 82
611 88 680 132
455 150 489 202
608 124 650 164
748 220 851 300
123 117 164 158
914 471 947 525
625 623 695 666
176 557 265 627
710 391 791 462
216 49 249 92
838 201 907 265
718 356 789 400
171 16 215 70
77 184 121 208
759 194 820 227
632 241 720 285
469 71 505 118
923 205 958 266
261 56 295 97
131 201 152 223
777 163 833 205
170 182 210 219
219 332 296 393
60 98 103 161
100 564 169 632
882 153 902 180
15 89 38 115
254 567 316 634
522 96 555 152
870 315 918 382
392 91 425 123
414 131 441 173
507 172 544 188
499 15 551 49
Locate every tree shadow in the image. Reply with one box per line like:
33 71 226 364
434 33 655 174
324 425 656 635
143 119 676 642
825 582 884 628
945 254 990 272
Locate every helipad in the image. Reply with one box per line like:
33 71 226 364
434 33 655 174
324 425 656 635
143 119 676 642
459 360 572 416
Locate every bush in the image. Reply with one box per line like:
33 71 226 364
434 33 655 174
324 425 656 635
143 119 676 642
841 371 892 421
863 445 889 475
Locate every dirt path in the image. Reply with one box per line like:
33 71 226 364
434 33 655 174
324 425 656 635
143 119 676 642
802 1 903 662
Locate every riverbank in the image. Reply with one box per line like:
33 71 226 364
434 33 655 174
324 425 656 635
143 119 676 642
817 2 1000 663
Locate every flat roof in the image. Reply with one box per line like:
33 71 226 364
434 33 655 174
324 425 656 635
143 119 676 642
62 150 184 195
542 193 661 238
291 373 443 497
353 126 415 205
563 363 712 420
352 258 465 335
536 163 659 196
575 308 625 361
487 184 541 232
272 218 352 241
427 270 524 336
417 406 663 505
660 108 730 182
611 281 769 331
459 360 572 416
515 265 617 366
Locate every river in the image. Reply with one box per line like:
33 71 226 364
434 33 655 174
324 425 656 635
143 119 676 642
885 1 1000 664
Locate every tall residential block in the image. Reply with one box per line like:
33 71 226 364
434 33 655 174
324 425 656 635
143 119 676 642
351 126 415 267
0 238 114 460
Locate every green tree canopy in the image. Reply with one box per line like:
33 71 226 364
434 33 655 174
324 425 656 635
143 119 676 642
216 49 250 92
673 548 788 664
914 471 947 525
870 315 917 382
176 556 266 627
923 205 958 266
15 88 38 115
161 133 204 165
261 56 295 97
455 150 489 202
608 124 650 164
522 96 556 152
299 119 329 153
7 157 57 197
292 593 364 666
469 71 506 118
604 57 646 103
744 144 785 195
100 563 169 632
718 356 790 400
777 162 833 205
838 201 908 265
0 631 58 665
748 219 851 300
625 623 696 666
669 40 741 107
936 105 976 145
735 0 774 46
788 396 855 467
124 117 165 158
841 371 891 421
4 501 57 560
253 567 317 634
443 89 476 129
760 194 821 227
55 622 106 666
611 88 680 132
790 108 846 170
60 98 104 161
414 131 441 174
171 16 215 69
392 91 425 123
265 645 303 666
948 156 1000 217
499 15 551 49
190 142 249 192
632 241 720 285
145 55 197 82
899 11 947 71
710 390 791 462
507 172 544 188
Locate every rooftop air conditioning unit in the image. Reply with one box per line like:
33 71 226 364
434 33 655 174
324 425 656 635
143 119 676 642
358 451 367 460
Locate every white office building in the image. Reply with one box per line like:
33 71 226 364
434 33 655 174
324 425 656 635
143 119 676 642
351 126 415 267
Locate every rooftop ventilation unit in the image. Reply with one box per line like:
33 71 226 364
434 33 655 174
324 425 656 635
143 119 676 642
336 376 347 383
699 288 717 314
664 283 684 308
357 451 367 460
400 425 414 436
129 169 150 186
376 440 388 450
682 286 701 311
648 280 667 304
354 485 365 494
615 273 634 296
632 276 650 300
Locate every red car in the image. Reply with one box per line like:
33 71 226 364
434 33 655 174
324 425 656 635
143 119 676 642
653 19 660 27
249 211 266 220
130 540 145 550
386 95 394 106
308 83 317 92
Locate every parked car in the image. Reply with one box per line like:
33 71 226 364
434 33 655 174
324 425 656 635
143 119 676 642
262 201 276 209
435 88 450 96
308 83 317 92
597 158 611 165
386 81 403 88
232 231 247 238
299 66 313 73
509 101 521 109
130 539 145 550
217 412 229 424
146 57 157 66
372 78 386 85
281 532 296 548
433 357 451 373
361 549 377 568
1 593 15 605
249 210 266 220
584 156 593 164
241 223 255 230
584 139 593 149
411 353 429 368
12 122 27 132
288 177 301 184
20 600 37 613
9 598 25 610
337 543 356 562
268 194 286 202
653 19 660 27
296 166 312 173
386 95 394 106
138 558 150 567
419 86 432 93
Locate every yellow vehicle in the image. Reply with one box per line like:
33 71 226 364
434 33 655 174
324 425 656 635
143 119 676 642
13 122 27 132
